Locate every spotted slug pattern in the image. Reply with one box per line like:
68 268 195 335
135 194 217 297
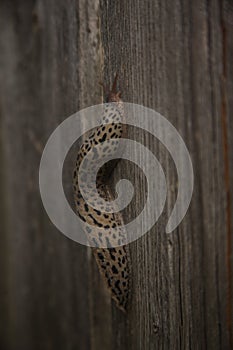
73 76 130 312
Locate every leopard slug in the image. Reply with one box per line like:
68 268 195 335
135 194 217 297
73 75 130 312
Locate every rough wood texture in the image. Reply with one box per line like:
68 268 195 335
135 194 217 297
0 0 232 349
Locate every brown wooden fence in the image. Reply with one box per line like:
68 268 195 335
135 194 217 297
0 1 232 349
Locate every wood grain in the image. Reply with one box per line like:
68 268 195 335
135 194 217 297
0 0 232 349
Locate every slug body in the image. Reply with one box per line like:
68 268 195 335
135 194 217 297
73 76 130 311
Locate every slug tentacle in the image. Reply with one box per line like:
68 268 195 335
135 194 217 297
73 76 130 312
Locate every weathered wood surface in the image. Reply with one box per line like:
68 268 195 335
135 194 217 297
0 0 232 349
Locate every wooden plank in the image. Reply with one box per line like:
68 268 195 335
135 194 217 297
0 1 96 349
99 0 232 349
222 0 233 347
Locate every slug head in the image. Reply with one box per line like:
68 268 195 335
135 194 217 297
100 74 122 103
